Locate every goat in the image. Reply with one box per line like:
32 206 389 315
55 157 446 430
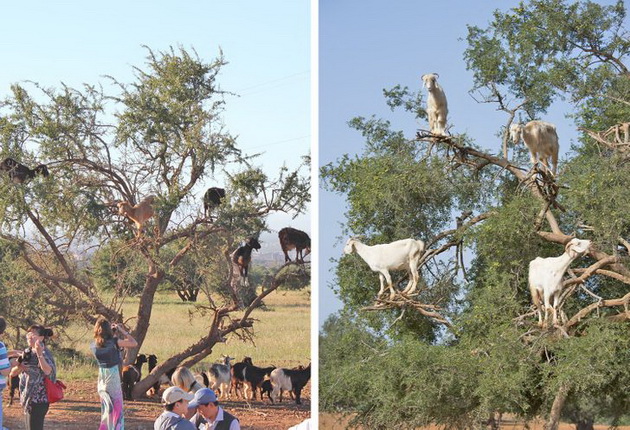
171 366 206 393
421 73 448 136
242 362 276 401
270 363 311 405
232 237 261 278
230 356 253 399
260 379 273 402
0 157 49 184
121 353 148 400
343 237 425 298
203 187 226 218
154 365 177 392
529 238 591 327
278 227 311 263
145 354 160 397
205 355 235 399
509 120 559 175
8 371 19 405
117 195 156 236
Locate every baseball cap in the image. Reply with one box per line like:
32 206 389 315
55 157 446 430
162 386 194 404
188 388 218 408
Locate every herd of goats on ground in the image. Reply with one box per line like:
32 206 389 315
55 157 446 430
0 156 312 405
343 73 627 330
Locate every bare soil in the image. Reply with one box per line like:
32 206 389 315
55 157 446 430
3 380 310 430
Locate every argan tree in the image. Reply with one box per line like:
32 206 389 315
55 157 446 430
0 46 310 398
321 1 630 429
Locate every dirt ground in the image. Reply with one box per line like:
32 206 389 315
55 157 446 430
319 413 630 429
3 380 310 430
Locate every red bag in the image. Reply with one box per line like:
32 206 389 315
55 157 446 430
44 377 66 403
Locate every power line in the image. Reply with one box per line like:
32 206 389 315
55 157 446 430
241 135 310 150
235 71 309 96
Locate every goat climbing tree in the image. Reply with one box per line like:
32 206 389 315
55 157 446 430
0 46 310 398
321 1 630 429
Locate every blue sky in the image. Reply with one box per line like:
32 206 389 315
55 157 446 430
0 0 311 244
318 0 621 326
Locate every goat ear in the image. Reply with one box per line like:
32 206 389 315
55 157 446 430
564 241 572 254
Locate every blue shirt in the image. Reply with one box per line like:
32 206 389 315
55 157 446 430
0 341 9 390
91 338 121 368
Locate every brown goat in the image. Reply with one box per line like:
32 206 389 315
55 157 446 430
117 195 155 236
121 354 148 400
278 227 311 263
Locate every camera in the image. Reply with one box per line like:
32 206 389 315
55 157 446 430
17 348 33 363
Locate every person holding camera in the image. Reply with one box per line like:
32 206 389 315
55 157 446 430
91 317 137 430
12 324 57 430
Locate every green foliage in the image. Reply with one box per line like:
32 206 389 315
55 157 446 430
465 0 630 117
91 240 146 295
0 240 77 340
0 45 310 376
321 1 630 427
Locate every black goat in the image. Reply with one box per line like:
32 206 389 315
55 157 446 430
260 379 273 402
232 237 261 278
243 362 275 401
0 157 49 184
230 356 253 398
146 354 159 397
121 354 148 400
278 227 311 263
270 363 311 405
8 373 19 405
203 187 226 218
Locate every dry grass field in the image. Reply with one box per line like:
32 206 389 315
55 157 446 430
60 286 311 375
3 287 311 429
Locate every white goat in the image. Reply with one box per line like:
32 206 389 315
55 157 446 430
206 355 234 399
270 364 311 405
421 73 448 135
509 120 559 175
343 238 425 298
529 238 591 327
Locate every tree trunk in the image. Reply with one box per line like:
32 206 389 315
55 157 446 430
131 325 223 398
545 383 570 430
126 265 165 364
129 261 298 399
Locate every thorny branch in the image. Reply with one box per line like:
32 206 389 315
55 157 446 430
411 132 630 332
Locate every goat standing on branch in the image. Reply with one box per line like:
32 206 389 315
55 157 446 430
278 227 311 263
232 237 261 279
0 157 49 184
117 195 156 237
203 187 226 219
529 238 591 328
421 73 448 136
343 237 425 299
509 120 559 175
